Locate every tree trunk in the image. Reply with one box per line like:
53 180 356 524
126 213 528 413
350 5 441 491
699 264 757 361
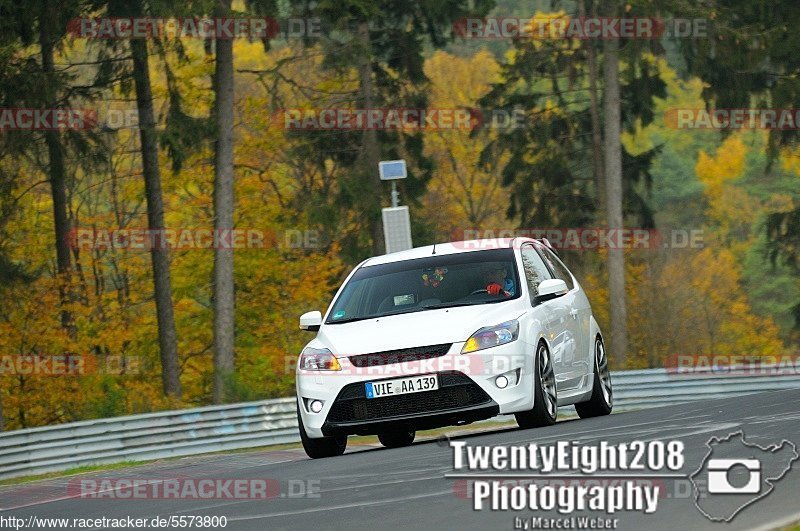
602 16 628 366
39 1 74 335
579 0 605 216
357 21 385 256
130 34 182 398
212 0 236 404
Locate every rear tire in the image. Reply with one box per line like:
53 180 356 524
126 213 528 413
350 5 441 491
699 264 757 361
515 341 558 428
297 404 347 458
378 428 416 448
575 337 613 418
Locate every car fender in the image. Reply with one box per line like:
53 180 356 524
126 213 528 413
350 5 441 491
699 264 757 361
588 315 603 374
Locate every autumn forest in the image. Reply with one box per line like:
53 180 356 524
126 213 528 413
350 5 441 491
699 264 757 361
0 0 799 430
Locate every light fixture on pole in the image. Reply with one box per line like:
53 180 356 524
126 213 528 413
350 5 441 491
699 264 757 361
378 160 413 254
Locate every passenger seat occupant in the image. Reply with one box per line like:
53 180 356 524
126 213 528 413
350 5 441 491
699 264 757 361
482 264 515 297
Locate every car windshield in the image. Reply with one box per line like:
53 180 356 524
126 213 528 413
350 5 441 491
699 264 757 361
325 248 520 324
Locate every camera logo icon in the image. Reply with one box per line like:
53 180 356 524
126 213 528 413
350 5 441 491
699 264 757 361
706 458 761 494
691 431 798 522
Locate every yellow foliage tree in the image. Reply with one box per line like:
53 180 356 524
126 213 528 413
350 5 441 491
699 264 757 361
422 51 512 237
695 134 753 242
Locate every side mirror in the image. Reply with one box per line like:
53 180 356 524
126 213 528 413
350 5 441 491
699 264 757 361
537 279 568 300
299 311 322 331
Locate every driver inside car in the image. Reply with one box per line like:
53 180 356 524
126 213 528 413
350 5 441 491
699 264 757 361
481 264 515 297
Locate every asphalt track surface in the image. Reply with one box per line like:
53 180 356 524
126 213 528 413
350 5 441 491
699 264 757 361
2 388 800 531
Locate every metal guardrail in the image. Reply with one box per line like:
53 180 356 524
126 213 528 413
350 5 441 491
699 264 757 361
610 368 800 410
0 398 298 480
0 368 798 480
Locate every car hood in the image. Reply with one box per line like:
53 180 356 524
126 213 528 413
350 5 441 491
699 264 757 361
316 303 524 357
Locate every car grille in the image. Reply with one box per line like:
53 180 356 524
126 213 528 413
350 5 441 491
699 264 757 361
347 343 452 368
326 372 492 423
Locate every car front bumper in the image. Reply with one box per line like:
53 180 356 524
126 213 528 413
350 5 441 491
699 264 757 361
296 340 536 438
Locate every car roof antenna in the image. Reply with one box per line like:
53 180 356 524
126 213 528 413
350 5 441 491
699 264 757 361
432 243 437 255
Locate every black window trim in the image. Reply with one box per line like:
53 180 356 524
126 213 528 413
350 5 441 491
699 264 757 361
519 242 556 306
531 241 577 293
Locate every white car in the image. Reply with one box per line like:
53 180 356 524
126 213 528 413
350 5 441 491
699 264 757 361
295 238 613 458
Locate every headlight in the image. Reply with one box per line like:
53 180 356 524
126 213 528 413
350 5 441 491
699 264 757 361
461 320 519 354
298 347 341 371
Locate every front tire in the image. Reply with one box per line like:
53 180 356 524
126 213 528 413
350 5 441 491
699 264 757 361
515 341 558 428
378 428 415 448
297 404 347 458
575 337 613 418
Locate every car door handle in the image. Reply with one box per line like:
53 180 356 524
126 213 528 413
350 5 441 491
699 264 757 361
569 309 578 319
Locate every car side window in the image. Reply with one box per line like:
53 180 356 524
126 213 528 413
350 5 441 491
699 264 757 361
520 245 553 303
539 246 575 291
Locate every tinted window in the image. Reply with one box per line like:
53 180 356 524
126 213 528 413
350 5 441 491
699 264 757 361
326 248 521 323
539 246 575 291
520 245 553 304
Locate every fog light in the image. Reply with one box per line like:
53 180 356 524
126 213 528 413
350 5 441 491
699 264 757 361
309 400 323 413
495 375 509 389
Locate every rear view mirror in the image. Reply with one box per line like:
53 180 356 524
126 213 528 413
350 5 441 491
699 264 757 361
537 279 568 300
299 311 322 331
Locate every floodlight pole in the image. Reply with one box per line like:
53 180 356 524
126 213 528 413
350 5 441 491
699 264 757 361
391 181 399 208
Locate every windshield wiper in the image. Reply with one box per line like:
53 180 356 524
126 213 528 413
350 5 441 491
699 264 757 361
325 316 374 325
327 306 425 323
419 301 489 310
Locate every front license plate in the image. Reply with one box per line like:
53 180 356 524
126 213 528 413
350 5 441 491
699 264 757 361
365 375 439 399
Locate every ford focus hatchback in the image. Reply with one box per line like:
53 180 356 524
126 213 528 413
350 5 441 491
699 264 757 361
295 238 613 458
